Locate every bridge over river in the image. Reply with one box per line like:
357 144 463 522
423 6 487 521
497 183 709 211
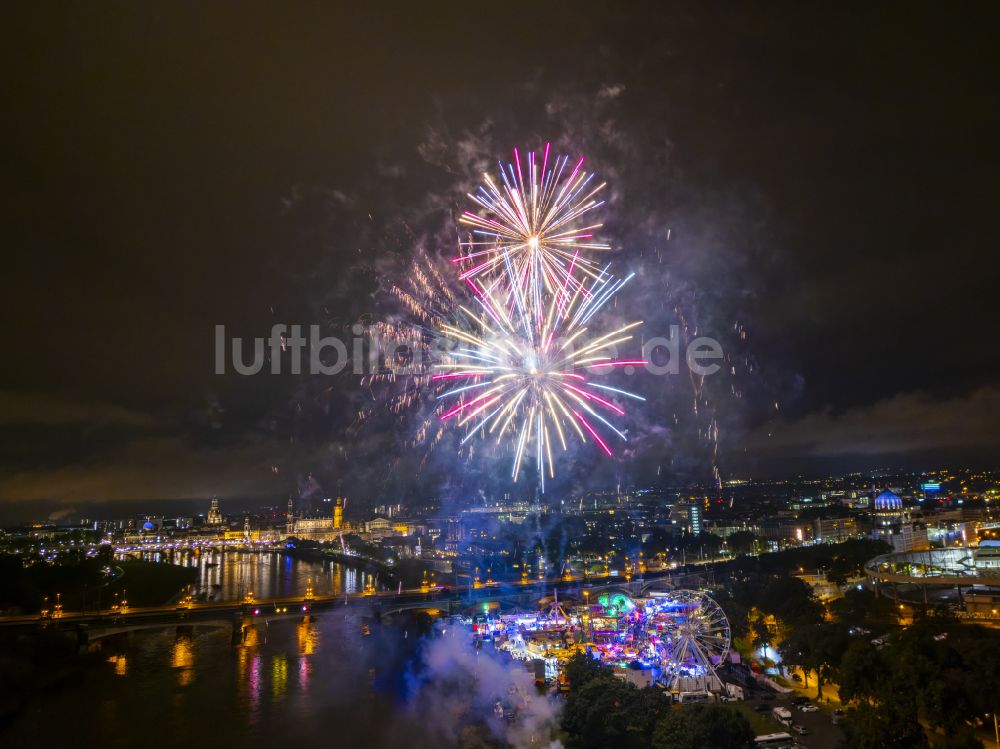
0 567 709 646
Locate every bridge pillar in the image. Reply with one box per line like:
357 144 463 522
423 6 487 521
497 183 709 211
231 618 253 646
76 625 90 653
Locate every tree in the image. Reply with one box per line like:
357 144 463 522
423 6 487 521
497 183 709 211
778 622 847 699
885 620 993 739
561 676 657 749
935 735 985 749
830 586 897 629
839 619 1000 744
727 531 757 557
676 532 723 560
812 623 850 701
711 588 750 640
777 623 817 690
563 651 607 691
641 528 672 558
561 653 673 749
963 628 1000 729
729 573 822 630
760 576 823 627
651 704 754 749
751 617 773 662
623 686 671 746
840 703 928 749
837 640 884 706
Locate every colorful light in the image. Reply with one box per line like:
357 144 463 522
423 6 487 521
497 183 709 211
455 145 610 335
369 147 642 489
434 260 643 491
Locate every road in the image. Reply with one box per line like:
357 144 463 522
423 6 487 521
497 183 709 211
744 689 845 749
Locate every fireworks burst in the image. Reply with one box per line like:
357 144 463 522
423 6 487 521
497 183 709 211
364 146 644 491
434 267 644 492
456 145 610 334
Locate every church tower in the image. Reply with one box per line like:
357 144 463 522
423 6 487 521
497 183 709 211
333 497 344 530
207 498 222 525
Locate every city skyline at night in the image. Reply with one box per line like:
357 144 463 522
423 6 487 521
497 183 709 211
2 4 999 749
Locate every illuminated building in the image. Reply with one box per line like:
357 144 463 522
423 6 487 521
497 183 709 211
873 489 904 525
224 527 261 542
207 498 223 525
813 516 858 542
288 499 346 541
672 501 702 534
690 502 702 535
364 517 392 537
889 522 929 553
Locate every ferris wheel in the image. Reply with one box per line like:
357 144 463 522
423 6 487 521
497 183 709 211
653 589 731 687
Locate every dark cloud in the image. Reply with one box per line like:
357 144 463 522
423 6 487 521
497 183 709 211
1 4 998 510
745 387 1000 458
0 434 300 503
0 390 155 428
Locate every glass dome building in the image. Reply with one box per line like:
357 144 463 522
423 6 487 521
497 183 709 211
873 489 903 512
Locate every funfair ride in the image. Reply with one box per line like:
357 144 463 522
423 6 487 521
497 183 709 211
649 589 730 692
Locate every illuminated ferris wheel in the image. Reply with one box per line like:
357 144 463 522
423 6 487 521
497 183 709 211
654 589 731 688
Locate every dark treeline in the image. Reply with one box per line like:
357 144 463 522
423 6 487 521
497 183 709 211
560 652 755 749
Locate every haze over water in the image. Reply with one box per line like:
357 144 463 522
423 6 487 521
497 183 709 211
5 554 425 748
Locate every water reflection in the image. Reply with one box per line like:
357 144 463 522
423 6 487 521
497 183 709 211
248 649 262 719
297 618 319 655
297 655 312 692
107 654 128 676
115 550 381 602
3 608 428 748
271 655 287 700
171 637 194 687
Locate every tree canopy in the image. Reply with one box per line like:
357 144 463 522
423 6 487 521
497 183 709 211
651 704 754 749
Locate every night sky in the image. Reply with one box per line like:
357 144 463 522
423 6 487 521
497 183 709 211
2 4 998 517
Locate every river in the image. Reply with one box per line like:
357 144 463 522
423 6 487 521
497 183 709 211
5 611 443 746
2 553 437 748
0 551 566 748
117 548 384 601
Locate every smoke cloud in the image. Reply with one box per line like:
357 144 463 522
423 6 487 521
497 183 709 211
405 625 563 748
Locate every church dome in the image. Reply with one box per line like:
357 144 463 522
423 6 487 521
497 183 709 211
874 489 902 511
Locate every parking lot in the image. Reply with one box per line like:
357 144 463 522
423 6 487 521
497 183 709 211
740 690 845 749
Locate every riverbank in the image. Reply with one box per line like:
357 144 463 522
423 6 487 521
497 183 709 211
0 628 102 724
0 557 196 614
103 561 198 609
283 545 402 585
